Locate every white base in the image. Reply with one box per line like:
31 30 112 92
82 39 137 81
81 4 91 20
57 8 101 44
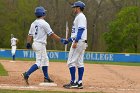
39 82 57 87
10 61 16 62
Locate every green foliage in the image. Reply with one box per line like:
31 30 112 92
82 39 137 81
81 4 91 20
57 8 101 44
0 0 38 48
104 6 140 53
0 0 140 51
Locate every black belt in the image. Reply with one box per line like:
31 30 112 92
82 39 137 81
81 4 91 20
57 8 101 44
83 40 87 43
74 39 87 43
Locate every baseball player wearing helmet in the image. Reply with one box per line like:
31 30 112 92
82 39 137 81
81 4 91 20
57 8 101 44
22 6 67 85
11 34 18 61
63 1 87 89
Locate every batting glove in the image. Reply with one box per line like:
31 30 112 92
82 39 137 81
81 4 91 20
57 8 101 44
68 38 73 42
26 43 31 49
60 38 69 44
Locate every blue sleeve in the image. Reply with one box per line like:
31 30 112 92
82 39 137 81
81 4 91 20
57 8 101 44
75 27 84 42
68 38 73 42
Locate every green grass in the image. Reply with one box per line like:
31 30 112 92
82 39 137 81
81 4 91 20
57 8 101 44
0 89 102 93
53 60 140 66
86 61 140 66
44 59 140 66
0 63 8 76
0 57 140 66
0 57 36 61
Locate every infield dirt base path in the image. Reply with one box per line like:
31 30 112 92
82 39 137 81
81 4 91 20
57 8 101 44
0 60 140 93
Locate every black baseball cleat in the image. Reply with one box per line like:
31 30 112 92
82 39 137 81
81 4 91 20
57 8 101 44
63 81 78 89
78 82 83 89
21 72 29 85
44 77 54 83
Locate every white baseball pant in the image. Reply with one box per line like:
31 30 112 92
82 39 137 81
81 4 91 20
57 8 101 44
32 42 49 68
11 46 17 56
67 40 87 68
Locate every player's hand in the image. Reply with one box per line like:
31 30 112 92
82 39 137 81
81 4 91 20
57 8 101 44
72 42 77 48
60 38 69 44
26 43 32 49
67 38 73 42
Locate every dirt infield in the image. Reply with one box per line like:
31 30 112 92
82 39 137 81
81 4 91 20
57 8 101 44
0 60 140 93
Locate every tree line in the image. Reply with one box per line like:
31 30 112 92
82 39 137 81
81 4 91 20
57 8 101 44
0 0 140 52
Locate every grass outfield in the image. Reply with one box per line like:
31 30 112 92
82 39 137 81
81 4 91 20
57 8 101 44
0 57 140 66
0 62 8 76
0 89 101 93
86 61 140 66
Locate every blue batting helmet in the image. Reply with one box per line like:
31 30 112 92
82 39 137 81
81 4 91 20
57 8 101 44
35 6 46 17
71 1 85 8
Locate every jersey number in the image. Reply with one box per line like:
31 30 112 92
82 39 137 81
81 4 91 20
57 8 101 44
35 25 38 35
72 28 75 33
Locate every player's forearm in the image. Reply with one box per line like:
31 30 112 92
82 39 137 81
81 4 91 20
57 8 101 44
27 35 32 43
50 33 61 41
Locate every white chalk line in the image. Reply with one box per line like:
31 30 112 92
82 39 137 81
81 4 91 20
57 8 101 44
0 84 139 92
0 84 39 89
0 83 57 90
89 86 139 91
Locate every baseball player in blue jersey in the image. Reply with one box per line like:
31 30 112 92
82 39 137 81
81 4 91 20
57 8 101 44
11 34 18 61
63 1 87 89
22 6 67 85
